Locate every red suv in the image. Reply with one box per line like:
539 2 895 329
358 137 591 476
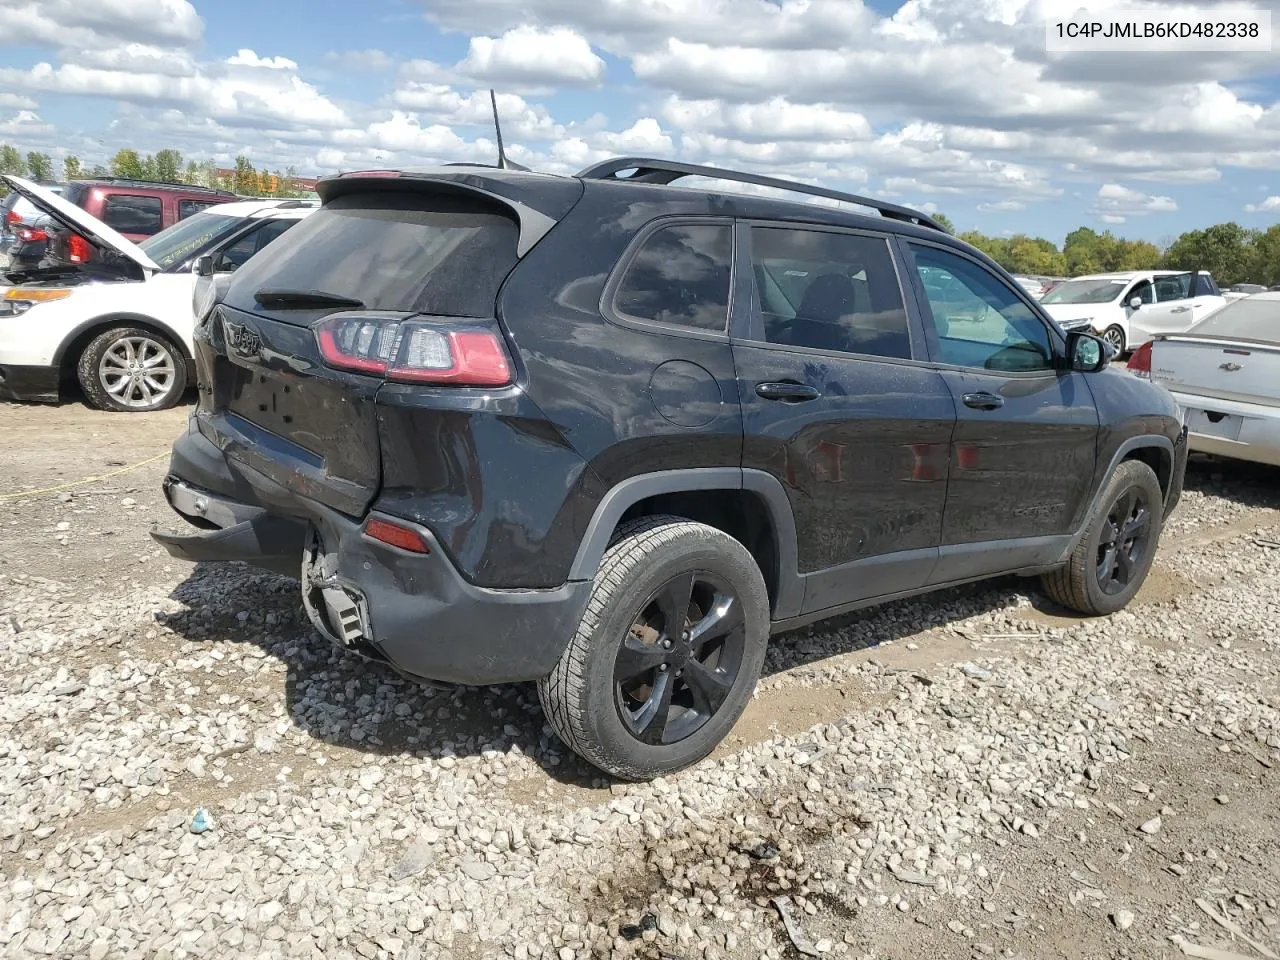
50 178 238 264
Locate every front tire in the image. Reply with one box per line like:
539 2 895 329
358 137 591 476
1100 324 1127 356
538 516 770 781
77 326 188 412
1041 460 1164 616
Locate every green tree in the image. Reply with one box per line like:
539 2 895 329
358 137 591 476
1007 234 1067 275
1112 239 1160 271
26 152 54 182
183 159 201 185
932 212 955 234
110 148 145 179
0 144 24 196
1162 222 1254 287
153 149 183 183
958 230 1012 269
63 155 83 180
232 155 257 194
0 144 26 177
88 163 109 178
1063 227 1106 276
1239 225 1280 285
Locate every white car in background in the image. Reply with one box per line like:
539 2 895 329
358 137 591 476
1129 293 1280 467
1041 269 1226 354
0 175 315 412
1012 274 1046 299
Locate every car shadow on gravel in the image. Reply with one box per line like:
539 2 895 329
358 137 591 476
156 558 1042 788
158 561 616 790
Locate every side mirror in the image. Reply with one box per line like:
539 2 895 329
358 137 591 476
1066 330 1109 373
194 255 214 278
1129 296 1142 310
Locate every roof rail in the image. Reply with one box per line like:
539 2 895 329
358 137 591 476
274 199 319 209
576 157 947 233
81 176 234 195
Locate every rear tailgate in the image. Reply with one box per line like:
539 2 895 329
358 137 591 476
1151 336 1280 406
195 304 383 516
200 175 581 518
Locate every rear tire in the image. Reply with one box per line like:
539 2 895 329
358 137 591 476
1041 460 1164 616
538 516 769 781
77 326 187 412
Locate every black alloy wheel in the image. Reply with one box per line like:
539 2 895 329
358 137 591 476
613 570 747 746
1096 484 1153 596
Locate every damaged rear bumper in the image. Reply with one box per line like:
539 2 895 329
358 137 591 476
151 420 591 685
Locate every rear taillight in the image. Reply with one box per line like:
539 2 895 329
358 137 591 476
1127 341 1152 378
16 227 47 243
315 316 512 387
5 210 19 227
66 234 91 263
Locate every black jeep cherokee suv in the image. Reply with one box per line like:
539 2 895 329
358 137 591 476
153 157 1188 780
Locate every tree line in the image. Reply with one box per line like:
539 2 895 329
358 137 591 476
0 143 312 199
2 141 1276 285
928 212 1277 288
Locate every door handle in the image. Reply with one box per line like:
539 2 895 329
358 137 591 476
962 391 1004 411
756 382 821 402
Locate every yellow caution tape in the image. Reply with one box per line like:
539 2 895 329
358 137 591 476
0 451 169 502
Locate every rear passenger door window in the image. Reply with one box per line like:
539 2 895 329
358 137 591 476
214 220 296 272
102 195 163 236
614 223 733 332
1153 272 1192 302
908 244 1054 373
749 227 912 360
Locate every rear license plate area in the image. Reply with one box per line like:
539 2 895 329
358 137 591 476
1185 407 1243 441
230 370 313 437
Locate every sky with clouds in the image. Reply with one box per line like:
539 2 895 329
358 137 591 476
0 0 1278 243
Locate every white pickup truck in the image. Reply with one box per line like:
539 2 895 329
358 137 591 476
1129 292 1280 467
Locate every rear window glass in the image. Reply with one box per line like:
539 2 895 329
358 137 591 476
1189 297 1280 341
103 194 163 236
226 191 519 317
614 223 732 331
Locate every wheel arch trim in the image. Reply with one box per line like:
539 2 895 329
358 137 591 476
1064 433 1176 559
53 312 192 372
568 467 803 619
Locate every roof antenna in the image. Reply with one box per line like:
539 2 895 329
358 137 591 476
490 89 530 172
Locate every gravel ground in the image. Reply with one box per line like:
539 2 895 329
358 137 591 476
1 401 1279 960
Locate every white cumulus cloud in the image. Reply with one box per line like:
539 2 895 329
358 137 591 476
458 26 606 88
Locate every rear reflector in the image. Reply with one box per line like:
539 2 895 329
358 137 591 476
362 517 430 553
315 316 513 387
1127 341 1152 378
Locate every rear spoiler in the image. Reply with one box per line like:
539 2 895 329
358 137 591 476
316 170 577 258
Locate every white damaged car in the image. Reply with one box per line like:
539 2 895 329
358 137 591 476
0 175 315 412
1041 269 1226 355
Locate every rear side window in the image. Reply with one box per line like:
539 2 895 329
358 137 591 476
103 194 163 236
179 199 217 220
750 227 911 359
63 183 88 209
614 223 732 332
227 192 519 317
